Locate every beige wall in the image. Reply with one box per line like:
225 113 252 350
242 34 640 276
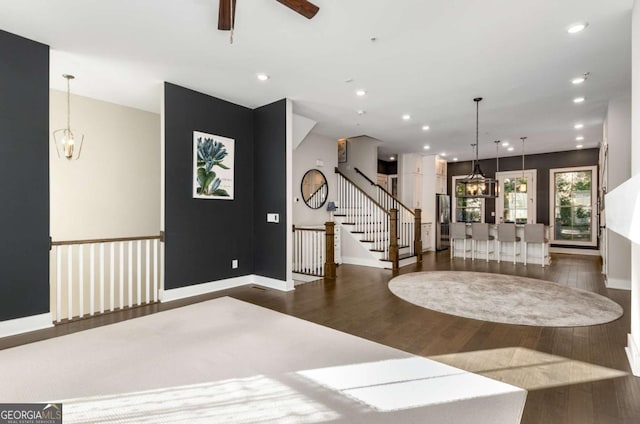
50 90 161 240
293 131 337 226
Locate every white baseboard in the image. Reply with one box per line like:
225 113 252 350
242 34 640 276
253 275 294 292
605 277 631 290
161 274 292 303
341 256 387 269
0 313 53 339
548 247 600 256
626 334 640 376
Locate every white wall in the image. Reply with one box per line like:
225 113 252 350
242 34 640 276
293 131 336 226
337 136 379 196
604 96 632 289
629 0 640 376
50 90 161 240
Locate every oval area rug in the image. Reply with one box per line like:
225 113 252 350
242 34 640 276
388 271 623 327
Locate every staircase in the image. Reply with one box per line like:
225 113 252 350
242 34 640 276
334 168 421 270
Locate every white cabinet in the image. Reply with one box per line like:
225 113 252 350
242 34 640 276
435 158 447 194
398 154 423 209
421 223 432 251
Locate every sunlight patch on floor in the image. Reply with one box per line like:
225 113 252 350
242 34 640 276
58 375 340 424
298 357 524 412
429 347 628 390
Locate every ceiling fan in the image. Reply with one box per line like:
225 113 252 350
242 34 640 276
218 0 319 31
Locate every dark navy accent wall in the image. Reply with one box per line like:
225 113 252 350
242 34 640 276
0 30 50 321
253 100 287 280
447 148 599 226
164 83 254 290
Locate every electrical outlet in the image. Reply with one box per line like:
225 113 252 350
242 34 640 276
491 211 496 217
267 213 279 223
232 259 238 269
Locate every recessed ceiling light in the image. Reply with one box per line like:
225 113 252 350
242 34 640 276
576 144 584 149
567 22 588 34
389 156 395 161
574 123 584 129
572 77 586 84
402 114 411 121
508 147 515 152
357 110 366 115
573 97 585 103
453 157 459 162
422 125 430 131
576 136 584 141
356 89 366 96
440 152 447 157
423 145 430 150
256 73 269 81
502 141 509 147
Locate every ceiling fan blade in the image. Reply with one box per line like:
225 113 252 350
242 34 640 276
275 0 319 19
218 0 237 30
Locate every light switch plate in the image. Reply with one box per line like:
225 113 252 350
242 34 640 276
267 213 279 223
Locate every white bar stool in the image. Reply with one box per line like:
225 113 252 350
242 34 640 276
471 223 494 262
523 224 548 267
450 222 471 259
496 223 521 264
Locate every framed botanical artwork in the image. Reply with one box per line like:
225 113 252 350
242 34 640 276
193 131 235 200
337 138 347 163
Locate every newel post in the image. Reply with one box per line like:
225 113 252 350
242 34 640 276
390 208 399 271
414 208 422 263
324 221 336 279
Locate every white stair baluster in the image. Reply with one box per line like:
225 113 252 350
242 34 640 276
56 246 62 323
90 244 95 316
78 245 84 319
110 242 115 311
67 245 73 320
153 240 158 302
99 243 105 314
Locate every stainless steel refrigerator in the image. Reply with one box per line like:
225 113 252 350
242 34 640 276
435 194 450 251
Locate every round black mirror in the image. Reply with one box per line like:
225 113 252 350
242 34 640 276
301 169 328 209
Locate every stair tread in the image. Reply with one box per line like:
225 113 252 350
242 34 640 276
380 253 417 262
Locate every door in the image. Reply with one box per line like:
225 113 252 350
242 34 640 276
496 170 537 224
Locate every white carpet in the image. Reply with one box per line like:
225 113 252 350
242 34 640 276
389 271 624 327
0 297 526 423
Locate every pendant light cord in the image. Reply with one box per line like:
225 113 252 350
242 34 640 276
475 99 479 162
521 136 527 177
66 77 71 132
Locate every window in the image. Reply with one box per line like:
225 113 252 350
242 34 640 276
496 170 537 224
550 166 597 246
453 176 484 222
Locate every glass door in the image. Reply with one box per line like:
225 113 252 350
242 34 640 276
496 170 537 224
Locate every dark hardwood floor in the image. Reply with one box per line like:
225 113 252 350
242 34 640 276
1 251 638 423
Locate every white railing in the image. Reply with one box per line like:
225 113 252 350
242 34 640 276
375 186 416 256
306 183 328 209
50 235 162 323
292 226 325 276
336 171 390 259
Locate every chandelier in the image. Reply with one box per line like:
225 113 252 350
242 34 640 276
53 74 84 160
458 97 497 198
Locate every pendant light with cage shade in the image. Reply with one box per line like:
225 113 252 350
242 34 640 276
53 74 84 160
458 97 498 198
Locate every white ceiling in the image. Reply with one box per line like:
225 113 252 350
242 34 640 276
0 0 632 161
